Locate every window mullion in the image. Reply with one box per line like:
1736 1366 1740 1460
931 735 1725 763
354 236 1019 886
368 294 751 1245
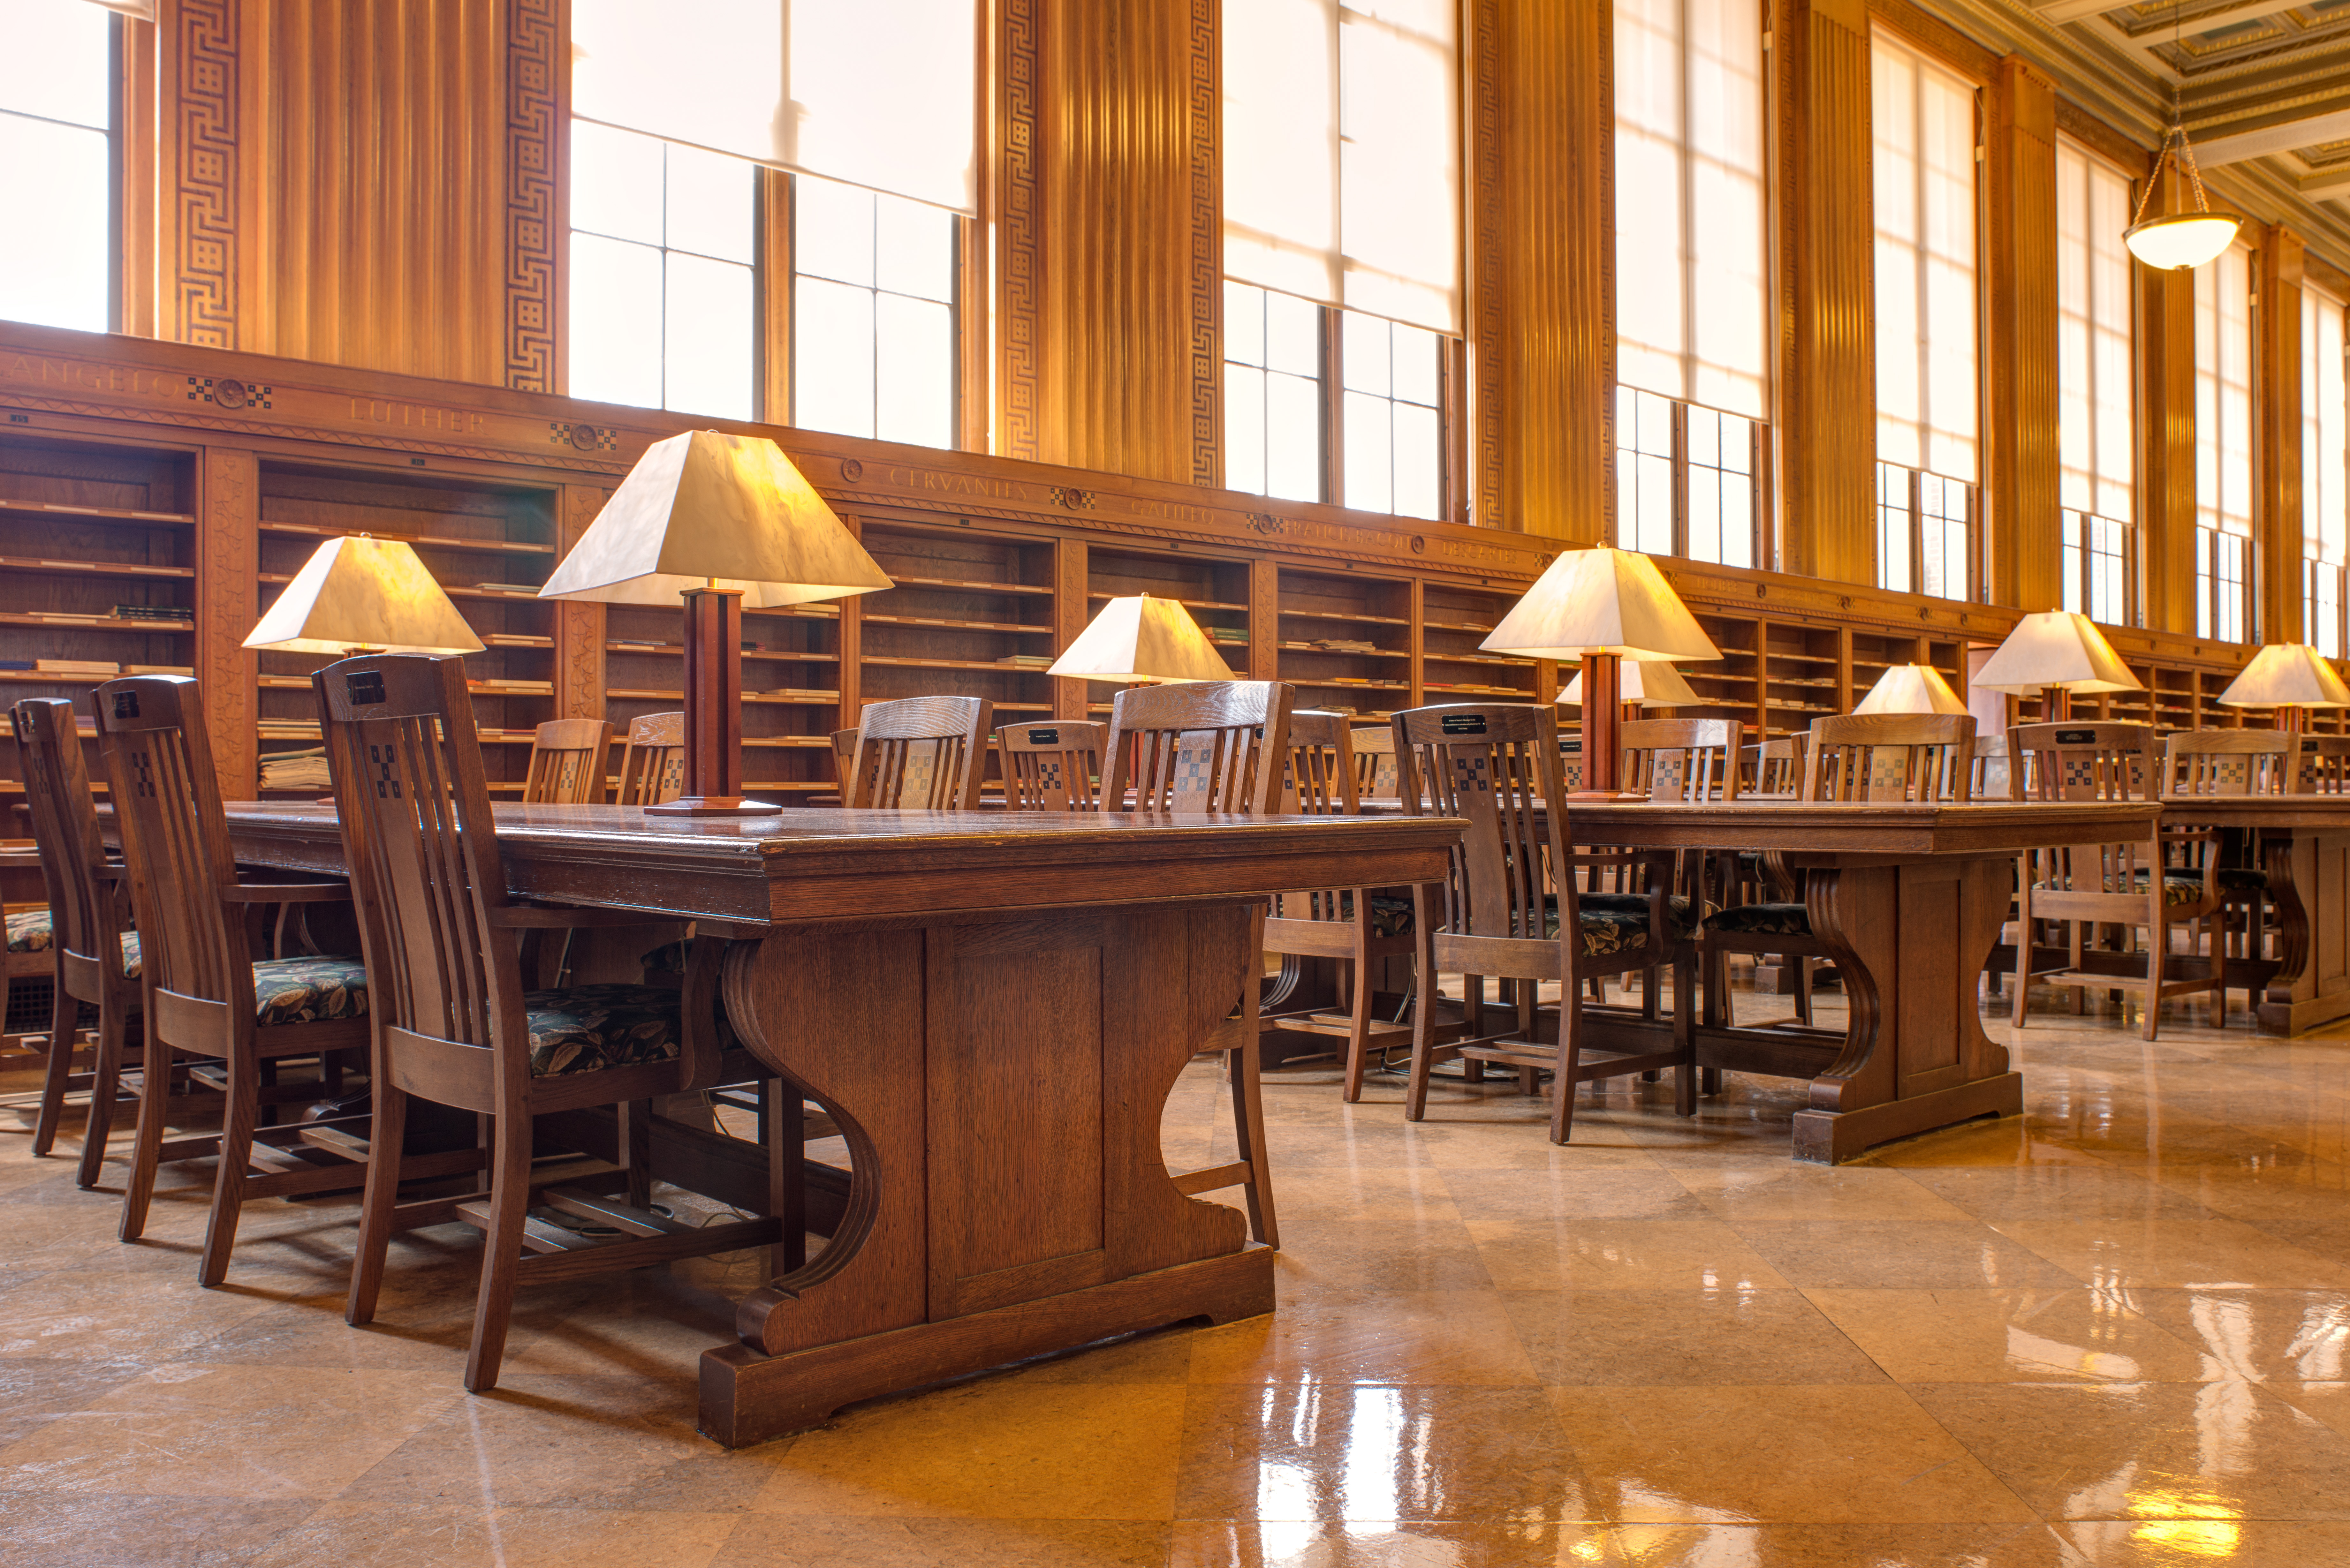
1323 305 1343 508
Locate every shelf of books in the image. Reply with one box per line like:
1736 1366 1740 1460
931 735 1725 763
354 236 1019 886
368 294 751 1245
1420 580 1541 713
0 430 198 800
1082 547 1254 716
251 461 560 796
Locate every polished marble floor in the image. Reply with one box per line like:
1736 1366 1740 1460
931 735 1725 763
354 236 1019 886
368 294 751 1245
4 977 2350 1566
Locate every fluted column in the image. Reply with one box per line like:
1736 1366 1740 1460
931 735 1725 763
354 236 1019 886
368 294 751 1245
2257 226 2305 643
1983 55 2060 612
2138 164 2199 637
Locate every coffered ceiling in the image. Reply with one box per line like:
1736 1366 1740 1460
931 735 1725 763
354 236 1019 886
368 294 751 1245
1933 0 2350 261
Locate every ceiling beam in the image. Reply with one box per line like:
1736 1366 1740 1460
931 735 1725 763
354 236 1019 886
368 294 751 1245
2305 169 2350 203
2194 106 2350 165
2029 0 2123 22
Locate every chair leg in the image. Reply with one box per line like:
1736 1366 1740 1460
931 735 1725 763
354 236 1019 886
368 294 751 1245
1341 947 1374 1104
1550 973 1584 1145
1793 957 1813 1025
1673 951 1697 1117
1227 1037 1277 1249
197 1046 259 1287
2142 908 2165 1043
75 999 128 1189
118 1033 173 1242
1405 949 1438 1124
345 1080 410 1327
622 1099 655 1209
31 979 79 1158
465 1111 535 1394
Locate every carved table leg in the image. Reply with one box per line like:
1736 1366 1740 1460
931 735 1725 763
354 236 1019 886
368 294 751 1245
1790 856 2021 1164
2258 828 2350 1035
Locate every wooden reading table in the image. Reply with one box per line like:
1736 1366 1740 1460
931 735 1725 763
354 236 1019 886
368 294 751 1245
2160 794 2350 1036
206 802 1459 1446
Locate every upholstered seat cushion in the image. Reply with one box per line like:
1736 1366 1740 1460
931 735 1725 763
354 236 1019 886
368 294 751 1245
523 983 684 1077
1532 893 1697 957
253 954 368 1025
2217 866 2268 894
5 909 50 953
1573 892 1701 941
1703 901 1811 937
1281 893 1414 936
2032 872 2207 907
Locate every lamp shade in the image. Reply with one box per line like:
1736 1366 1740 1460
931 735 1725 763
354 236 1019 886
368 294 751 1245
1047 594 1236 683
1853 663 1969 716
243 536 485 656
538 429 893 607
1971 611 2143 696
1480 546 1722 663
2217 643 2350 709
1559 660 1698 707
2124 210 2242 272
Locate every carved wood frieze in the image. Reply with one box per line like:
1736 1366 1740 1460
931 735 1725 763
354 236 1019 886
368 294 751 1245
171 0 239 350
998 0 1041 464
197 445 259 797
1187 0 1219 490
505 0 561 395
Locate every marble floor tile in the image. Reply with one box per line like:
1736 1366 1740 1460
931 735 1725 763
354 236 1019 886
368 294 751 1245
1732 1220 2087 1292
2116 1288 2350 1381
1801 1288 2219 1384
1186 1289 1540 1387
1504 1288 1889 1385
1466 1218 1792 1292
1990 1218 2350 1291
722 1516 1175 1567
2058 1519 2350 1566
1169 1519 1626 1567
0 1492 319 1567
1612 1522 2088 1567
249 1502 740 1568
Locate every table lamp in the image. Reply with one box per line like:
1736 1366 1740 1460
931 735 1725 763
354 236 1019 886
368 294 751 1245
539 429 893 816
1852 663 1968 716
243 535 486 659
1970 611 2142 721
1481 546 1722 795
2216 643 2350 733
1558 658 1699 716
1047 593 1236 684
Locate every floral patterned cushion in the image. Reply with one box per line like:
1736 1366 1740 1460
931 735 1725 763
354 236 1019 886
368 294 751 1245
1274 893 1415 935
2216 866 2268 894
640 941 687 974
121 931 141 979
6 909 51 953
1529 894 1696 958
1575 892 1701 942
523 984 684 1077
2032 872 2207 908
1704 901 1812 937
252 954 368 1025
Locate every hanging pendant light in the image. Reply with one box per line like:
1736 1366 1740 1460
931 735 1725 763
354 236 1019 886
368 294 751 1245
2123 0 2241 271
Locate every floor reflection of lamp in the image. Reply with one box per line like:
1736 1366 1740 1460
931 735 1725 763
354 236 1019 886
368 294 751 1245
539 430 892 816
2215 643 2350 734
1481 547 1722 797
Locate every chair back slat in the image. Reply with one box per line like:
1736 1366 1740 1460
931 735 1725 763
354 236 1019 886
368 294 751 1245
613 711 687 806
1971 734 2013 801
1393 704 1562 941
1804 714 1975 803
1282 711 1359 816
315 655 519 1056
1105 682 1294 813
1620 717 1742 803
2161 729 2294 796
12 698 122 966
95 677 251 1010
521 718 613 805
2007 721 2155 804
1744 734 1809 799
1351 725 1399 799
997 720 1105 811
851 695 993 810
2302 734 2350 794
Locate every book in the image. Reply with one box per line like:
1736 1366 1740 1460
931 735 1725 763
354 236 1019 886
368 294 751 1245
111 604 194 622
122 665 195 676
34 659 120 675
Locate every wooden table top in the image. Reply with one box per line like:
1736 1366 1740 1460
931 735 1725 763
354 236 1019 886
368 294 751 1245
213 802 1465 929
2158 793 2350 827
1358 799 2157 857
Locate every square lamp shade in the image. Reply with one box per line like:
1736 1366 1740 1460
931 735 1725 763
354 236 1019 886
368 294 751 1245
1852 663 1969 716
2217 643 2350 732
242 536 484 656
1046 594 1236 683
1481 546 1720 794
1971 612 2142 718
1558 660 1698 708
539 429 893 815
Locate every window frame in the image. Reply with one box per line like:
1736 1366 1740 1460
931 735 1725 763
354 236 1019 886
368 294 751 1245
1611 385 1766 569
2193 241 2257 645
1875 460 1980 603
0 4 125 335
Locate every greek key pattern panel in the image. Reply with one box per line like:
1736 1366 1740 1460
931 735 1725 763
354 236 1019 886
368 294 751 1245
999 0 1042 462
1187 0 1219 489
174 0 238 349
1468 0 1504 528
505 0 561 394
201 447 258 796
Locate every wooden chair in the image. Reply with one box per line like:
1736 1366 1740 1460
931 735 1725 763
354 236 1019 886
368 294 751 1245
1619 718 1742 803
1104 680 1294 1243
1262 712 1420 1101
11 698 142 1186
2007 722 2223 1039
613 710 687 806
1392 702 1695 1144
1351 725 1400 800
997 719 1105 811
521 717 613 804
95 675 387 1284
2164 728 2296 1006
1972 734 2015 801
2305 735 2350 795
1700 715 1976 1036
313 653 779 1392
849 696 992 810
1744 734 1808 799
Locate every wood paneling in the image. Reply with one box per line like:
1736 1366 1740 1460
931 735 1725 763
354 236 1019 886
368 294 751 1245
554 482 605 721
503 0 562 395
196 443 258 799
2257 225 2304 643
160 0 242 350
2139 164 2199 636
1775 0 1878 585
993 0 1214 484
1984 55 2061 613
1464 0 1612 541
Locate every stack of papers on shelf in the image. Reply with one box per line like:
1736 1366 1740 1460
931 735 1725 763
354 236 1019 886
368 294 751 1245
122 665 194 675
473 583 542 595
34 659 120 676
768 688 840 702
259 748 332 790
482 634 544 648
468 678 553 694
111 604 193 623
1312 638 1380 653
996 654 1054 668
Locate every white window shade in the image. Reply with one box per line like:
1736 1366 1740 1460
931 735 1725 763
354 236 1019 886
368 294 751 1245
572 0 975 214
1871 32 1978 486
2196 243 2254 539
1223 0 1459 334
2056 139 2134 527
1612 0 1768 422
2307 287 2347 567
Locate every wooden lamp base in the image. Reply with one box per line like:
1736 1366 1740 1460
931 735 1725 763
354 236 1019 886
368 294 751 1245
651 584 785 818
1566 651 1623 799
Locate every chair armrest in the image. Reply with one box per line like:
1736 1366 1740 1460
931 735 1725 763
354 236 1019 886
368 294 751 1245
485 904 671 929
219 881 350 904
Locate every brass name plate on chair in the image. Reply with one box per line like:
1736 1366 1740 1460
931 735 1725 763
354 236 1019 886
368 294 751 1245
1029 728 1058 745
1441 714 1487 735
2055 729 2098 744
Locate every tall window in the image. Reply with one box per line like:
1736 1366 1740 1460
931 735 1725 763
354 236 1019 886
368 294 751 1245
1612 0 1767 567
2055 138 2136 626
1872 31 1979 602
2308 287 2348 659
567 0 974 439
2195 242 2255 643
1222 0 1459 516
0 0 115 333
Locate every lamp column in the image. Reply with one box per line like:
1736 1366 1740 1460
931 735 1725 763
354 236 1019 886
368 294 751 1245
1579 652 1622 796
651 584 753 816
